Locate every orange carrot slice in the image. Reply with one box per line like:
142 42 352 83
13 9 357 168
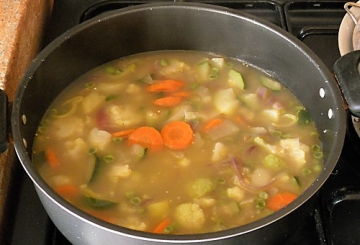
153 219 171 234
55 184 79 198
111 128 137 138
202 118 224 132
45 148 59 168
128 126 163 150
266 192 298 211
161 121 194 150
153 96 182 107
169 91 191 98
147 80 185 92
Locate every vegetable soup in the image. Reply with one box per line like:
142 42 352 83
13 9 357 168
32 51 323 234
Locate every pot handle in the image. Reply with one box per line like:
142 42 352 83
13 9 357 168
0 89 8 153
333 50 360 118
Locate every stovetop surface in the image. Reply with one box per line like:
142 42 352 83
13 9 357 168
6 0 360 244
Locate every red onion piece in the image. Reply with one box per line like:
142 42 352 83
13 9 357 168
229 155 288 192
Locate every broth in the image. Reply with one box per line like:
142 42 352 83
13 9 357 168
32 51 323 234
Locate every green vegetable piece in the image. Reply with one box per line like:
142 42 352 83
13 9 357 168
163 225 175 234
260 76 282 91
103 154 115 163
105 95 118 101
106 66 122 75
263 154 283 169
131 144 148 159
85 196 116 209
82 186 116 208
228 69 245 89
256 198 266 210
190 178 215 198
130 196 142 206
85 82 95 89
89 153 101 183
225 201 240 215
197 62 211 81
160 59 169 67
297 109 311 125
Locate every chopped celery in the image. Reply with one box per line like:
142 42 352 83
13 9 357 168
197 61 211 81
160 59 169 67
106 66 123 75
224 201 240 215
297 109 311 125
238 93 260 110
263 154 283 170
228 69 245 89
190 178 215 198
260 76 282 91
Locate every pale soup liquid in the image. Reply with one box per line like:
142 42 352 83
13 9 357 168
32 51 323 234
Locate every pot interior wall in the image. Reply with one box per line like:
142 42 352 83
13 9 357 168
17 4 344 164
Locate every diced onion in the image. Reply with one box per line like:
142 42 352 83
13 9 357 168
272 114 297 127
207 120 239 140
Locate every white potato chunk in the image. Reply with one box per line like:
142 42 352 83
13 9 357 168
214 88 240 115
211 142 228 162
88 127 111 151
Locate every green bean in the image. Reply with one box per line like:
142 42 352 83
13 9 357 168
103 154 115 163
130 196 141 206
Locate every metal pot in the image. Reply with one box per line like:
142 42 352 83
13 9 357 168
4 2 352 245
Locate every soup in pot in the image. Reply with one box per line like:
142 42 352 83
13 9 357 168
32 51 323 234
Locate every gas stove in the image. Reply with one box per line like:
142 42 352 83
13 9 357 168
5 0 360 244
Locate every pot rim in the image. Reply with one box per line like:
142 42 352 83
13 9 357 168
12 2 346 242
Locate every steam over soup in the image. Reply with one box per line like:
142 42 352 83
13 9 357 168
32 51 323 234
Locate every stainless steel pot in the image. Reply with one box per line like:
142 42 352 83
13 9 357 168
8 2 350 245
